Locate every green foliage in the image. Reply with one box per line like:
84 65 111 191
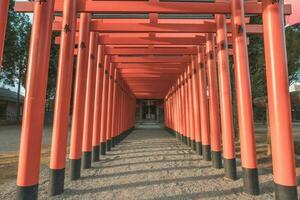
248 17 300 99
285 25 300 85
0 0 59 110
1 0 31 86
248 17 300 120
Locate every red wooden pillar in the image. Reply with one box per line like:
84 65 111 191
231 0 259 195
48 0 77 195
106 63 115 151
198 47 211 161
115 78 122 144
0 0 9 66
16 0 54 199
92 45 104 162
99 55 111 155
180 75 187 144
187 64 196 149
175 82 181 140
191 55 202 155
69 13 90 180
183 71 190 145
262 0 297 199
111 68 118 147
206 33 222 169
119 82 124 138
216 14 237 180
173 87 177 136
82 32 99 169
176 79 183 141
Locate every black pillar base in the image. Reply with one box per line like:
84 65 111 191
179 134 183 142
181 135 185 143
184 136 188 145
275 183 298 200
106 139 112 151
202 145 211 161
187 138 191 147
115 135 120 144
196 142 202 155
211 151 222 169
17 184 38 200
82 151 92 169
112 137 116 147
100 142 106 155
224 158 237 180
49 168 65 196
175 132 179 140
242 167 259 195
70 158 81 180
92 145 100 162
191 140 196 151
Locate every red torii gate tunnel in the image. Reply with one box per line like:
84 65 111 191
0 0 298 199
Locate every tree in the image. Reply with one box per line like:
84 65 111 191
1 0 31 87
0 0 59 121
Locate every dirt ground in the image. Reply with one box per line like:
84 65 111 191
0 124 300 199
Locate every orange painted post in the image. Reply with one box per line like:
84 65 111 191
180 75 187 144
92 45 104 162
231 0 259 195
0 0 9 66
118 84 124 141
16 0 54 198
113 77 120 144
111 69 119 147
206 33 222 169
117 80 123 144
172 88 176 136
191 55 202 155
216 14 237 180
175 83 182 140
262 0 297 199
48 0 77 195
172 84 177 136
176 79 183 141
82 32 99 169
69 13 90 180
187 64 196 149
99 55 111 155
183 72 190 146
106 63 115 151
198 47 211 161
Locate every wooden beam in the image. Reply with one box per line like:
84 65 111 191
117 63 185 69
56 36 246 46
111 56 190 63
14 1 292 15
106 47 197 55
52 20 263 34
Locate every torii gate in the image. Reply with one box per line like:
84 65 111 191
0 0 297 199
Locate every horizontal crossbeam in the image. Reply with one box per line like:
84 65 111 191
14 1 292 15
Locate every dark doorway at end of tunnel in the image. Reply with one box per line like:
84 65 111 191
136 99 164 123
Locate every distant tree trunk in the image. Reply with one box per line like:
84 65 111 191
16 66 21 123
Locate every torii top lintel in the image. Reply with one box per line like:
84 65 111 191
14 0 292 15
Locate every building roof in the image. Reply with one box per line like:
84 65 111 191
0 87 24 103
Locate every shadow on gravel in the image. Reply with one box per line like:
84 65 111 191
107 152 199 161
82 165 209 180
93 158 204 169
108 148 193 155
64 174 224 196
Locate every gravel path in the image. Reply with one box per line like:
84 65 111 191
1 127 299 199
